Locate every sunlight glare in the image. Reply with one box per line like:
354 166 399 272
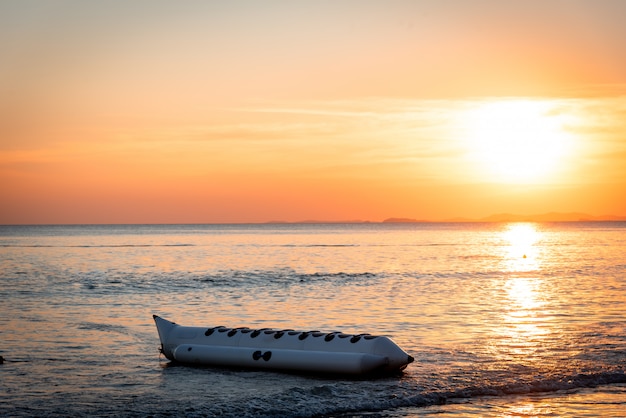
462 99 575 183
496 276 552 360
507 277 540 312
502 223 542 272
492 224 551 361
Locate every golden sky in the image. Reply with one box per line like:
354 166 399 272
1 0 625 223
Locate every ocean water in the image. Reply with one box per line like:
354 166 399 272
0 222 624 417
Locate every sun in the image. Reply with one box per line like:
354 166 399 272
462 99 574 183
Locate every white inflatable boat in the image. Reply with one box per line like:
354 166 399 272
153 315 414 375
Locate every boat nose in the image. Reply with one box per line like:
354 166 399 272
407 355 415 363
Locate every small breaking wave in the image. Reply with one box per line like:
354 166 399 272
122 370 626 418
221 371 626 417
193 270 380 288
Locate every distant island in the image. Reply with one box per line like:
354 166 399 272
267 212 626 224
385 212 626 223
382 217 428 223
442 212 626 223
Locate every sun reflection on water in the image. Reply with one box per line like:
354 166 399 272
502 223 543 272
488 223 559 365
502 277 550 348
507 276 542 312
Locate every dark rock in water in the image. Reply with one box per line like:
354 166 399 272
0 355 4 364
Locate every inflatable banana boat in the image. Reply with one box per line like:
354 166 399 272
153 315 413 375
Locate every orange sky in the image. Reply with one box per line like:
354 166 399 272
1 0 626 224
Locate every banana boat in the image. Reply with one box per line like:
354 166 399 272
153 315 413 375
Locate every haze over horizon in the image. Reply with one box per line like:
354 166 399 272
2 1 626 224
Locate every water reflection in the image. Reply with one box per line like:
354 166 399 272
506 276 542 312
500 277 552 359
502 223 542 272
489 223 556 365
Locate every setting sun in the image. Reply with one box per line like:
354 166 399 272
462 100 576 183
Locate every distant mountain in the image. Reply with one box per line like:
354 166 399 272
265 219 371 224
445 212 626 222
382 217 428 223
263 213 626 224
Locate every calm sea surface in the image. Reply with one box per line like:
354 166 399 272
1 222 624 417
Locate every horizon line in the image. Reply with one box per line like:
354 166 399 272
2 212 626 226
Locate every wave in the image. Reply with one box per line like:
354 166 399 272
193 270 380 288
77 322 129 334
127 370 626 417
44 269 384 296
190 371 626 417
5 359 622 418
275 244 360 248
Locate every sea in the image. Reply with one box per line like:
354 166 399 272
0 222 624 417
